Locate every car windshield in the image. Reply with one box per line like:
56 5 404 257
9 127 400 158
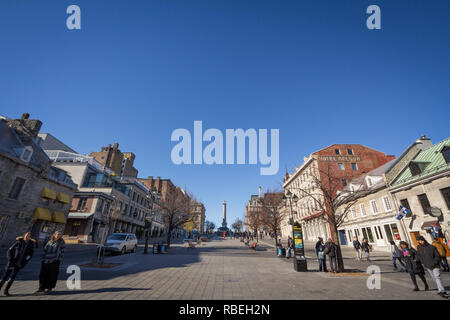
108 234 127 241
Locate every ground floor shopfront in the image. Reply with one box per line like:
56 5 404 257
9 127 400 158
303 217 331 242
338 216 410 252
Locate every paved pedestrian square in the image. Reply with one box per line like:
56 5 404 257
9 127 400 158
1 237 449 300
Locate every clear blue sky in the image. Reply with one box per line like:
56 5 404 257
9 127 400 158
1 1 449 228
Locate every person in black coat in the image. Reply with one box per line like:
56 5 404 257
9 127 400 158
399 241 429 291
323 238 337 273
315 237 327 272
416 236 446 296
0 232 36 296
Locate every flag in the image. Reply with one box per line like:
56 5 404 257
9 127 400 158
396 205 410 220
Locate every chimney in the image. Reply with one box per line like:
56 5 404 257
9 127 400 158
416 134 432 150
5 113 42 137
113 142 119 150
258 186 262 198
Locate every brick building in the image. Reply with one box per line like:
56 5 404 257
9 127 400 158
90 143 138 178
282 144 395 242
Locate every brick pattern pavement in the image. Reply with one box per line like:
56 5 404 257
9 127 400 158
0 237 449 300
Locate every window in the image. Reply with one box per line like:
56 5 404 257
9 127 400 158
370 200 378 214
77 197 88 211
440 187 450 210
417 194 431 215
341 178 347 186
8 177 26 200
400 199 412 215
409 162 422 176
442 146 450 164
374 226 380 240
362 227 374 242
0 215 9 237
338 163 344 170
360 203 367 217
382 196 392 212
347 149 353 155
351 163 358 171
350 206 356 219
335 149 340 155
377 226 383 239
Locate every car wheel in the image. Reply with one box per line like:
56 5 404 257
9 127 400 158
121 246 126 255
132 245 137 253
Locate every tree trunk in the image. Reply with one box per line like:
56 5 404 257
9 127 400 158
166 227 172 248
330 223 345 272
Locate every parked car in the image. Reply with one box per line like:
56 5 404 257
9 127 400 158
98 233 138 255
200 235 208 242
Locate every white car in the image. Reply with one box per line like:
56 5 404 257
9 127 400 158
99 233 138 255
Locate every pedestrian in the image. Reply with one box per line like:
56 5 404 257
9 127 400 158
390 240 407 272
36 231 65 294
286 236 293 259
323 238 337 273
315 237 327 272
352 236 362 260
416 236 447 297
0 232 36 296
431 237 449 272
399 241 429 292
361 238 372 262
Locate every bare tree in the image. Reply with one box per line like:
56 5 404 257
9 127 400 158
245 208 263 242
288 162 369 271
205 220 216 234
231 218 244 234
259 190 286 246
159 188 196 248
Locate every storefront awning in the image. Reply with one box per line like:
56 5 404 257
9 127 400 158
52 211 67 224
68 212 94 219
41 187 56 200
57 192 71 204
34 207 52 221
421 220 439 230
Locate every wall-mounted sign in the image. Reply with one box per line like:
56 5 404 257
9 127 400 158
430 207 442 217
318 155 362 162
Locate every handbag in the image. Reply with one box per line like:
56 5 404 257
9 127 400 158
318 251 324 260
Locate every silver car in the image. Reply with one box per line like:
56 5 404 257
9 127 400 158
101 233 138 254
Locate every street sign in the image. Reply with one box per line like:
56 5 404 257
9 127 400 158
430 207 442 217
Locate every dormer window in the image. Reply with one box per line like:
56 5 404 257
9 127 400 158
442 146 450 164
409 162 422 176
20 146 33 163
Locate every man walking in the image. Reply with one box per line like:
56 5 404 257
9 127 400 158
432 237 449 272
324 238 337 273
352 236 362 260
390 240 407 272
416 236 447 297
361 238 372 262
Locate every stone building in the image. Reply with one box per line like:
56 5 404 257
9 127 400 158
282 144 395 242
0 114 76 248
386 136 450 250
89 143 138 178
336 160 406 252
191 201 206 233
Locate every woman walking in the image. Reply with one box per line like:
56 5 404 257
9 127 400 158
315 237 327 272
399 241 429 291
36 231 65 294
361 238 372 262
0 232 35 296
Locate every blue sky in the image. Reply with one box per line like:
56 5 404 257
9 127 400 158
1 0 449 228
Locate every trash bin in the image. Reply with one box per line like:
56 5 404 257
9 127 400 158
293 255 308 272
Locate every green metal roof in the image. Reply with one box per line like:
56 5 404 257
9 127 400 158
392 137 450 187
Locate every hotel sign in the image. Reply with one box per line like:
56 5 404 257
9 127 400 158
318 155 362 162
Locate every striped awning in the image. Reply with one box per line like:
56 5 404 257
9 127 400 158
41 187 56 200
52 211 67 224
34 208 52 221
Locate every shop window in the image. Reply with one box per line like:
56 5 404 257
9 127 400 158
374 226 380 240
8 177 26 200
390 223 401 240
440 187 450 210
417 193 432 215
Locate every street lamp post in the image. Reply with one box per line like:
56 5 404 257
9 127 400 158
283 190 308 272
144 191 159 254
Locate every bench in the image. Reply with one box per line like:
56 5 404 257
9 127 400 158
250 241 257 250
